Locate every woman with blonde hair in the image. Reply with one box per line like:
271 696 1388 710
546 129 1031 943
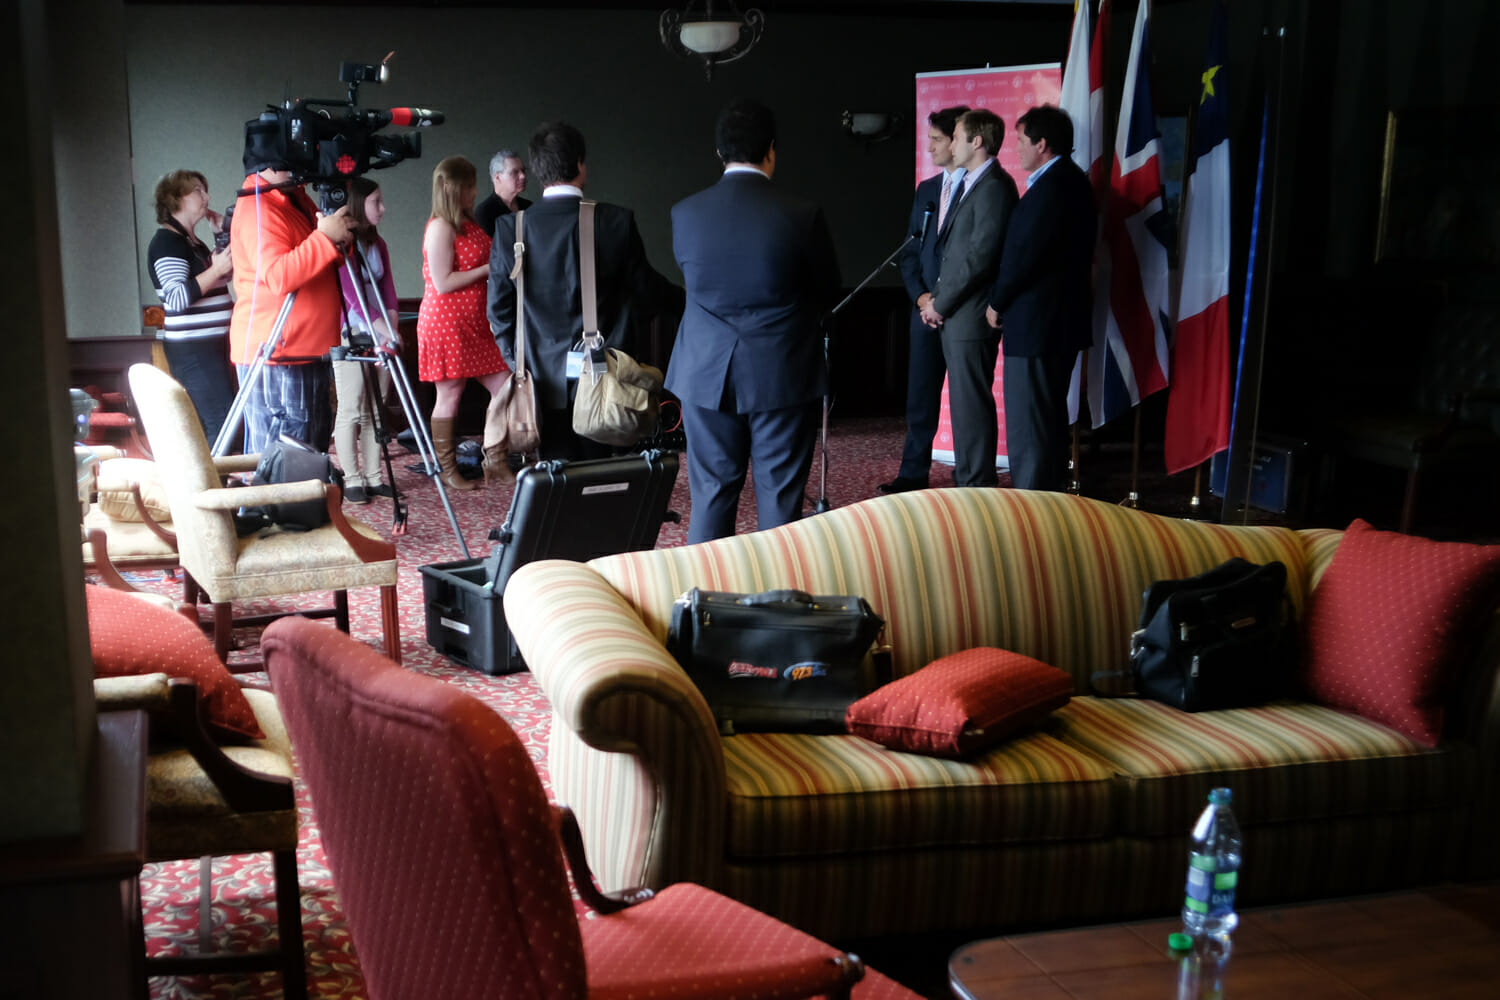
417 155 511 489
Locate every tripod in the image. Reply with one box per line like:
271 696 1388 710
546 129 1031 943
337 243 470 556
812 230 920 514
212 249 470 557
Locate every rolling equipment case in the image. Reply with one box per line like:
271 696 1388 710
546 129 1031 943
420 451 679 674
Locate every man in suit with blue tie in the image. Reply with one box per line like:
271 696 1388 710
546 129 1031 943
666 98 841 543
985 105 1097 492
880 104 969 495
920 108 1020 488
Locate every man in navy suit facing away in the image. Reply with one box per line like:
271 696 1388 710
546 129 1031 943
666 98 841 543
985 105 1097 492
880 104 970 496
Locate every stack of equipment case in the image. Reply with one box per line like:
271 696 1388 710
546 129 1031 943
420 451 679 674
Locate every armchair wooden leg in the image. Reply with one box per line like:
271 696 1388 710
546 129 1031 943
273 848 308 1000
213 603 233 662
334 590 350 633
1401 462 1422 534
381 585 401 665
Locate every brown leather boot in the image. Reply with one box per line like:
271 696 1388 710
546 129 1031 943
482 446 517 486
430 417 479 491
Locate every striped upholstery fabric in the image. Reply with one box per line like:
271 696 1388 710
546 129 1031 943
721 730 1116 858
504 488 1500 941
586 489 1314 689
1052 697 1472 836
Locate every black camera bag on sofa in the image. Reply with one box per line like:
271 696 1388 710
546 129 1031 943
1128 557 1294 712
668 588 886 735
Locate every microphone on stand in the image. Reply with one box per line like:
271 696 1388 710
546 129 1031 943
918 202 935 241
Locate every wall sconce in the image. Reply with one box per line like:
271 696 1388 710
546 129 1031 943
660 1 764 80
841 110 903 147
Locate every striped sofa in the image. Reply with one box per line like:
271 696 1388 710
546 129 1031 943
504 489 1500 941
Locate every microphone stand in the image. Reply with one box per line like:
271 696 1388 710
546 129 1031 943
813 230 921 514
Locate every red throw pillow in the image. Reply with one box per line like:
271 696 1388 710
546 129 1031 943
845 647 1073 758
86 586 265 740
1302 519 1500 746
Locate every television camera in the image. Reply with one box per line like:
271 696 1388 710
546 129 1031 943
242 57 443 214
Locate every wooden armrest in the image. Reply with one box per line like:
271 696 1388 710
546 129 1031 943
130 483 176 545
159 679 291 812
554 804 655 914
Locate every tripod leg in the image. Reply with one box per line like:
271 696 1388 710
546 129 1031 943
356 358 408 534
381 349 469 558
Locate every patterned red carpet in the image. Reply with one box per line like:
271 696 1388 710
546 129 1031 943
136 416 1212 999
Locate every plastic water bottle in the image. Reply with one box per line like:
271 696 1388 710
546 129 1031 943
1182 787 1241 941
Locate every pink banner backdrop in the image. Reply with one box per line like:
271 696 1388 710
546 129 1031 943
918 64 1061 469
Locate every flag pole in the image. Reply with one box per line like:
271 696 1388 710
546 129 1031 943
1122 408 1141 508
1069 423 1082 494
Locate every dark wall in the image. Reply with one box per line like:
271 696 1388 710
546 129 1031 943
125 3 1071 305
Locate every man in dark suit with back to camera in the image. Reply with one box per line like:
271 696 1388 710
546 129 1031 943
666 98 841 543
880 104 970 495
920 108 1019 488
985 105 1097 492
488 121 672 461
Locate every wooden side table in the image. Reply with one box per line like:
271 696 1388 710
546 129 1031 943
0 711 148 1000
949 885 1500 999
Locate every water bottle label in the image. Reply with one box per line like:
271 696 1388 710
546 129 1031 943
1185 861 1238 916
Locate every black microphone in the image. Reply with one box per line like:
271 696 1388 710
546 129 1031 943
918 202 935 241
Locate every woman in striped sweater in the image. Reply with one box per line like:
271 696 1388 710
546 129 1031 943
148 169 236 445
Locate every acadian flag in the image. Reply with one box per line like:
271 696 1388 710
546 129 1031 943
1061 0 1106 425
1093 0 1172 427
1164 1 1232 474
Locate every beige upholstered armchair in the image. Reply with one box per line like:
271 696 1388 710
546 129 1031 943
127 363 400 663
79 445 260 605
96 672 305 1000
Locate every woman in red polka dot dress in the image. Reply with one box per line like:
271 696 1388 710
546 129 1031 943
418 155 513 490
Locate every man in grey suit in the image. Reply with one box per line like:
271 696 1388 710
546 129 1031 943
666 98 841 542
920 108 1020 487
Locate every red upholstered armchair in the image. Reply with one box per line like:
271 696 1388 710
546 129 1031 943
262 619 918 1000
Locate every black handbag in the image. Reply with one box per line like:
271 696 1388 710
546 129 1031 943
667 588 887 735
1128 557 1295 712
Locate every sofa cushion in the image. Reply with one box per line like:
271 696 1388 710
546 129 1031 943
86 585 264 740
1301 519 1500 746
720 729 1117 860
1051 696 1469 837
845 647 1073 758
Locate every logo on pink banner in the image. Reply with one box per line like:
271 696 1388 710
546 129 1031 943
918 63 1061 470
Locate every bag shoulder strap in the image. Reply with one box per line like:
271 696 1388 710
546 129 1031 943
510 210 528 378
579 200 598 340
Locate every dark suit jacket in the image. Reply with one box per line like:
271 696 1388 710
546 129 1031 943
987 157 1097 358
897 172 945 304
930 163 1020 343
488 195 670 410
665 171 840 413
474 193 532 240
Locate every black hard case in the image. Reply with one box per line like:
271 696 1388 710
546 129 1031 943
420 452 679 674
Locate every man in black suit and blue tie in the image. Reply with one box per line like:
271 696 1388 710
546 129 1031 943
985 105 1097 492
666 99 841 543
880 104 969 495
920 108 1020 488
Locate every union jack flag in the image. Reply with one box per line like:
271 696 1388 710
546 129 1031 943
1092 0 1172 428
